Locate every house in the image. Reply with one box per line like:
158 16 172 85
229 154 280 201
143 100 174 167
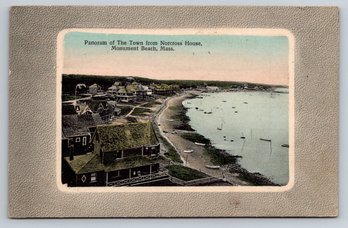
62 121 165 187
153 84 179 95
142 86 152 95
206 86 219 91
106 100 121 116
61 113 103 157
106 85 119 97
75 83 87 94
113 81 122 86
89 83 102 94
134 84 152 100
94 122 160 163
87 100 114 121
62 101 93 116
115 86 136 103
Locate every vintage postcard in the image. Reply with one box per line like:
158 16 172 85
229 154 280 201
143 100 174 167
9 6 339 218
58 29 293 188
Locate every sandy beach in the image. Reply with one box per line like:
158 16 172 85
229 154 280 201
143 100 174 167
156 92 253 186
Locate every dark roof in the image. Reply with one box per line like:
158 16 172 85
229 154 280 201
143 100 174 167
95 122 158 152
62 113 103 137
64 153 163 174
64 153 103 174
62 104 77 115
104 156 162 172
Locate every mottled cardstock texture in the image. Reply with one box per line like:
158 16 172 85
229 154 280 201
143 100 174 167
8 6 339 217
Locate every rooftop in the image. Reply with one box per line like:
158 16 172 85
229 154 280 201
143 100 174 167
95 122 158 152
62 113 103 137
64 153 163 174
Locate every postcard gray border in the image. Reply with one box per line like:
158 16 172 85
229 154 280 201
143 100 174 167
8 6 339 217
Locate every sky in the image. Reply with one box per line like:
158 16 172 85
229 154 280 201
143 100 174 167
62 31 289 85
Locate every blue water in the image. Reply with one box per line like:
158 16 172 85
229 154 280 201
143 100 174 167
183 91 289 185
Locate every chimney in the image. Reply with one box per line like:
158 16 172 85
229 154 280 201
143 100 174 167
69 144 74 161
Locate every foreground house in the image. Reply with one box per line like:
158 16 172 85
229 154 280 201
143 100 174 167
63 122 166 187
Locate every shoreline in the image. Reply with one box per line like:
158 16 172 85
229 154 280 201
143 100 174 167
156 91 280 186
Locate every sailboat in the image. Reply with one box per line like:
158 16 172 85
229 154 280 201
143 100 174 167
260 138 272 142
217 122 223 130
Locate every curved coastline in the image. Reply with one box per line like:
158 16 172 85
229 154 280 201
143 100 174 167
156 91 279 186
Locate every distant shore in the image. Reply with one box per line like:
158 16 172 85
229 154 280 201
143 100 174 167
156 91 279 186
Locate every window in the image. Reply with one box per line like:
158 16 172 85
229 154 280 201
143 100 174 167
75 137 80 143
90 173 97 183
82 137 87 146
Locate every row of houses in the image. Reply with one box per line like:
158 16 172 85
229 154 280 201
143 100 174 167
80 80 179 103
63 99 121 122
106 81 152 103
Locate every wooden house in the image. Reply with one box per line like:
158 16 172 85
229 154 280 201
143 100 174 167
94 122 160 163
61 113 103 157
106 85 119 97
62 122 165 187
86 100 114 121
88 83 102 94
153 84 179 95
115 86 136 103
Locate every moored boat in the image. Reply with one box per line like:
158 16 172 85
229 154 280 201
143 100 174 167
194 142 205 146
260 138 272 142
205 165 221 169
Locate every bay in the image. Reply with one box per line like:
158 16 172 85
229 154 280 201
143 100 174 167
182 90 289 185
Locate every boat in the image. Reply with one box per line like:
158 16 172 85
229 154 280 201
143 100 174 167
244 101 248 104
195 107 199 110
217 123 223 130
240 136 245 139
230 140 234 142
184 149 194 153
222 100 227 102
194 142 205 146
232 106 236 109
205 165 221 169
235 111 238 113
281 144 289 148
260 138 272 142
